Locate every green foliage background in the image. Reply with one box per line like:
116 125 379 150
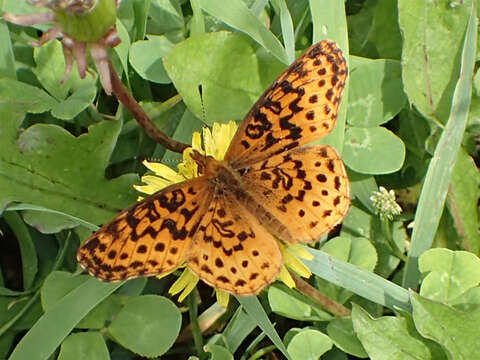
0 0 479 359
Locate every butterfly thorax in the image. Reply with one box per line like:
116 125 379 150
190 149 293 242
190 149 242 191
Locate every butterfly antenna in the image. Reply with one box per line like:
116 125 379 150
198 85 208 126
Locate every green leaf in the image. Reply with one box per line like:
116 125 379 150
411 291 480 359
32 40 98 120
107 295 181 357
352 304 444 360
129 35 174 83
0 104 138 231
0 79 56 114
204 344 234 360
163 32 284 125
9 279 123 360
402 7 476 289
448 149 480 254
327 317 367 358
58 332 109 360
398 0 472 120
343 126 406 175
315 236 377 304
348 0 402 59
418 248 480 304
268 284 331 321
348 57 406 127
0 22 16 80
286 329 333 360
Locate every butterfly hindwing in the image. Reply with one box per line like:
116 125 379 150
187 191 283 295
239 145 349 243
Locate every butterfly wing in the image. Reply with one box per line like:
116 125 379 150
224 40 347 169
187 190 283 295
77 177 214 281
239 145 349 243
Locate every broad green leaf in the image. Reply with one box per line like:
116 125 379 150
58 332 109 360
33 40 98 120
343 126 406 175
448 149 480 254
418 248 480 303
0 104 138 232
268 284 331 321
398 0 472 120
327 317 367 358
348 57 405 127
129 35 174 83
148 0 184 34
348 0 402 59
286 329 333 360
9 279 123 360
0 79 56 114
108 295 181 357
163 32 284 125
352 304 444 360
411 292 480 359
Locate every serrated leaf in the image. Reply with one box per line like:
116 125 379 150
0 105 138 232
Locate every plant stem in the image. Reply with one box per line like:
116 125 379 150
108 59 189 153
382 219 407 262
290 272 350 317
188 291 205 358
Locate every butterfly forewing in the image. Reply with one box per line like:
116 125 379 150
77 178 214 281
224 40 347 169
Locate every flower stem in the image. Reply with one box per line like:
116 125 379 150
382 219 407 262
187 291 205 358
290 272 350 317
107 59 189 153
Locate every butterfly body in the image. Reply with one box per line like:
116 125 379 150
78 40 350 295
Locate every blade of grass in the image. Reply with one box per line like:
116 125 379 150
304 248 411 312
402 5 477 289
5 203 99 231
197 0 288 64
235 296 292 360
271 0 295 63
9 279 123 360
3 212 37 290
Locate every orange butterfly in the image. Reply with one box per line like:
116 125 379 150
77 40 349 295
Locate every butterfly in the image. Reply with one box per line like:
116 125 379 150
77 40 350 295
